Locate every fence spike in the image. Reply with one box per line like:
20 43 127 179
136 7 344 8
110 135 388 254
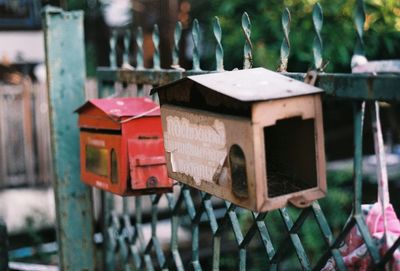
213 16 224 71
279 8 291 72
313 3 324 70
152 24 161 70
242 12 252 69
109 30 117 68
123 29 131 67
192 19 201 71
136 27 144 70
354 0 366 56
172 21 182 69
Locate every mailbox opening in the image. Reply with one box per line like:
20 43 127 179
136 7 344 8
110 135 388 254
264 117 317 198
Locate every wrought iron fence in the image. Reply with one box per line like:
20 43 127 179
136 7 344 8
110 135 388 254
42 1 400 270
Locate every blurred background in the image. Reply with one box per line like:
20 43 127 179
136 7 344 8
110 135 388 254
0 0 399 269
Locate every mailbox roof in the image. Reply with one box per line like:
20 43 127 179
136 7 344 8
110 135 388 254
76 97 160 119
152 68 323 101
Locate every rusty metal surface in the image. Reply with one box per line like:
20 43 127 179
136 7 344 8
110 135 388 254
152 68 323 102
76 97 160 119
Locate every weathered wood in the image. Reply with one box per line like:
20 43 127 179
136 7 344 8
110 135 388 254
252 94 326 210
0 81 34 187
22 78 35 186
43 6 95 270
0 80 52 187
161 104 257 210
156 69 327 212
33 82 53 185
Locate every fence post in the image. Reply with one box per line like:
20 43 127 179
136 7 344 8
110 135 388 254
0 218 8 271
43 6 95 270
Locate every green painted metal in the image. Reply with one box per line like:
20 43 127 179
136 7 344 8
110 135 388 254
152 25 161 70
43 6 95 271
312 3 323 70
109 30 117 69
279 8 291 72
241 12 252 69
353 101 365 215
123 30 131 67
97 69 400 102
172 22 182 69
0 218 8 271
192 19 201 71
354 0 366 56
213 17 224 72
136 27 144 70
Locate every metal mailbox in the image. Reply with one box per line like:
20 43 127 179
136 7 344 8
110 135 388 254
152 68 326 212
76 97 173 196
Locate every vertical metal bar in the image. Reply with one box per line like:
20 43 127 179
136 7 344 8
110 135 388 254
191 224 201 270
152 25 161 70
354 0 366 56
213 17 224 71
212 235 221 271
43 6 95 270
241 12 252 69
171 214 184 271
136 27 144 70
123 30 131 67
109 30 117 69
135 196 145 251
278 8 291 72
312 3 323 70
135 27 144 96
353 101 365 214
171 22 182 69
239 248 246 271
0 218 8 271
192 19 201 71
102 192 115 270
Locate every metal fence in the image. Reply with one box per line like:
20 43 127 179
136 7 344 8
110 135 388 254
42 1 400 270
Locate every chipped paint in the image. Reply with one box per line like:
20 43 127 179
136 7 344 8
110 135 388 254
164 115 227 185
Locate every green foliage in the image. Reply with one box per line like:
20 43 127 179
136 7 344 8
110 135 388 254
190 0 400 72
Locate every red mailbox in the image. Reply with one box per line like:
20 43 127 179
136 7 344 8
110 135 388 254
76 97 173 196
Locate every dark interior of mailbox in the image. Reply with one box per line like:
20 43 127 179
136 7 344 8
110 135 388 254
264 117 318 198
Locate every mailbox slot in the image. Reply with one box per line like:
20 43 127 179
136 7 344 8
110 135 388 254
128 137 170 191
264 117 317 198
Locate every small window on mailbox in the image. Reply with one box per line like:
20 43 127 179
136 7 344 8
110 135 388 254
110 149 118 184
86 144 109 177
229 144 249 198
